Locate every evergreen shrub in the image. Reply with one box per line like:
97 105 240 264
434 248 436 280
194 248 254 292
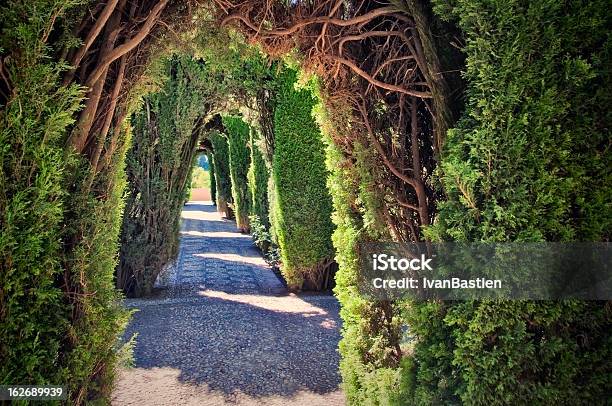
0 1 79 385
118 56 205 297
403 1 612 403
222 115 252 232
210 131 233 218
319 1 610 402
249 214 271 252
208 151 217 204
316 97 406 404
0 1 130 400
247 127 270 229
271 68 334 290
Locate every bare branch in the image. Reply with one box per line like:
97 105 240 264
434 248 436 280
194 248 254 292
357 99 417 188
85 0 169 88
64 0 120 85
222 6 400 36
331 56 432 98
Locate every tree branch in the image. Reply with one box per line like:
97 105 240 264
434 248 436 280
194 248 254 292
357 100 417 188
337 30 411 56
91 54 127 178
222 6 400 36
85 0 169 88
332 56 432 98
64 0 120 85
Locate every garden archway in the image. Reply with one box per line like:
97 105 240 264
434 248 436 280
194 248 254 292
1 1 608 404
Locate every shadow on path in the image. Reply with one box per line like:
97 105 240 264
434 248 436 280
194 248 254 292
112 201 344 406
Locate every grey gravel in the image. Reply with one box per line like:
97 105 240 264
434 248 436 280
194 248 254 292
112 201 344 406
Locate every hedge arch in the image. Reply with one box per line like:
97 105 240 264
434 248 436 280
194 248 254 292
117 56 207 297
0 1 609 404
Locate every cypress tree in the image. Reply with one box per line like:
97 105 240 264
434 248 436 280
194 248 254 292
222 115 252 232
118 56 204 297
210 131 233 218
271 68 334 290
405 1 612 403
247 127 270 229
208 151 217 204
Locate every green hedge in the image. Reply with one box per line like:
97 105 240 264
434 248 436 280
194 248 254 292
0 1 129 400
267 175 280 245
0 1 79 386
318 1 611 403
316 99 406 404
208 151 217 204
271 68 334 290
210 131 233 217
248 127 270 229
405 0 611 403
118 56 204 297
222 115 252 232
62 132 131 402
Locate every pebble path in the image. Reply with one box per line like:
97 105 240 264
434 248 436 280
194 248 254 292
112 201 344 406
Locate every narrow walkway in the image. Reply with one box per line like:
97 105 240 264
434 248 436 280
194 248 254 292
112 201 344 406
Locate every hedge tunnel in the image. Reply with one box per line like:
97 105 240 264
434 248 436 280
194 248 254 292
0 0 609 404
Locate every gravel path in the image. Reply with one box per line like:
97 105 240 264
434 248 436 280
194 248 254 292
112 201 344 406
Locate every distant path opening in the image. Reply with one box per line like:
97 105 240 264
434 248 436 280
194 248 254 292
112 201 344 405
190 188 211 201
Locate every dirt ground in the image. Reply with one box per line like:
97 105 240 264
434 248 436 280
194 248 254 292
190 187 211 201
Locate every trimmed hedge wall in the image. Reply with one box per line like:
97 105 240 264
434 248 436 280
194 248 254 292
247 127 270 229
408 1 611 404
0 3 79 388
271 68 334 290
222 115 252 232
210 131 233 218
208 151 217 204
0 1 129 400
315 98 406 405
318 1 611 404
118 57 204 297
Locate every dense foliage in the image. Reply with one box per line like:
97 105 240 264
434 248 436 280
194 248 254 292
0 0 80 388
208 151 217 204
60 128 132 403
271 68 335 290
118 56 207 297
248 127 270 229
406 1 611 404
249 214 281 267
315 1 611 404
210 131 233 218
1 1 609 404
222 116 252 232
0 1 130 401
316 96 408 405
190 166 211 189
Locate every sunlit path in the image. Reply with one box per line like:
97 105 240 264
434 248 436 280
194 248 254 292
112 201 344 406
